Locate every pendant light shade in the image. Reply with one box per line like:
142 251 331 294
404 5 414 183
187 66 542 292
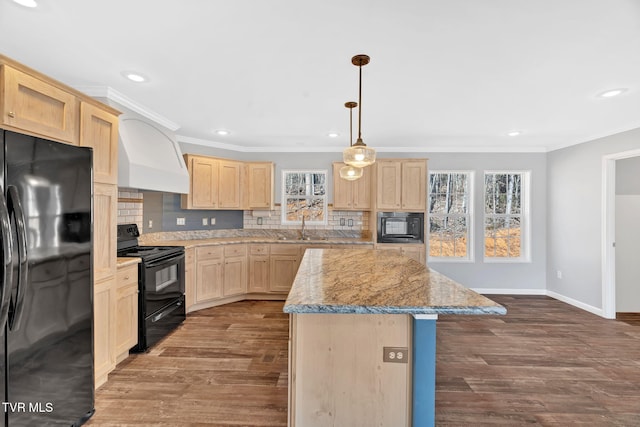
339 101 363 181
343 54 376 168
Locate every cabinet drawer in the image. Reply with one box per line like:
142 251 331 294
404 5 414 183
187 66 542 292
224 244 247 258
249 244 269 255
117 265 138 287
196 246 223 260
270 244 300 256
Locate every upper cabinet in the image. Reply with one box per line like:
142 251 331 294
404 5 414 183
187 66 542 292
80 102 119 184
247 162 275 209
182 154 274 211
376 159 427 211
332 162 371 210
1 64 78 144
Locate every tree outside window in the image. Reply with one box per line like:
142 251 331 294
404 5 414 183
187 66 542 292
484 171 529 260
281 170 327 224
428 171 473 260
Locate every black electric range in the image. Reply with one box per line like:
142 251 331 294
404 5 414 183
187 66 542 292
117 224 186 352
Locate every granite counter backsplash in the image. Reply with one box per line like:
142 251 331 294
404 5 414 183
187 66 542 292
139 229 372 245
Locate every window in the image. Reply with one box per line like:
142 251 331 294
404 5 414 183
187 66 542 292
281 170 328 224
484 171 530 261
428 171 473 261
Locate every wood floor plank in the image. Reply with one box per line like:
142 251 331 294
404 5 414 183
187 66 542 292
87 296 640 426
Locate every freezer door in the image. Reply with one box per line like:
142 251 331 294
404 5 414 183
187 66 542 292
4 132 94 426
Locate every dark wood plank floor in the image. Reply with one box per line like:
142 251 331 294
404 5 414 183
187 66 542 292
86 296 640 426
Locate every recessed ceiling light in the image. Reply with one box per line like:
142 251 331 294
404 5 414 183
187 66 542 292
327 132 340 138
121 71 148 83
507 130 522 137
214 129 230 136
598 88 627 98
12 0 37 7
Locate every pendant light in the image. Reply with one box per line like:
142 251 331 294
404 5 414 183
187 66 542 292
339 101 363 181
343 54 376 168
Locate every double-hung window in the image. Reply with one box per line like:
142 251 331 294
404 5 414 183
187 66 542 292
281 170 328 224
483 171 530 261
428 171 473 261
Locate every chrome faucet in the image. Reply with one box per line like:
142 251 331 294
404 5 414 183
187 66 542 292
300 215 307 240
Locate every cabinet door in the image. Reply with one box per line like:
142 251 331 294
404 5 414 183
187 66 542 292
223 256 248 296
401 161 426 210
352 165 372 210
269 256 299 293
376 161 402 210
248 162 274 209
219 160 241 208
333 163 353 209
94 277 116 388
184 248 196 312
80 102 118 184
94 184 117 282
249 255 270 293
191 156 219 208
115 271 139 362
196 258 223 301
1 65 78 144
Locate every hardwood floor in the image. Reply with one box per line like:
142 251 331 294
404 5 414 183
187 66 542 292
87 296 640 426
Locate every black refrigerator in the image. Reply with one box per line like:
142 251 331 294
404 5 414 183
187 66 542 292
1 130 94 426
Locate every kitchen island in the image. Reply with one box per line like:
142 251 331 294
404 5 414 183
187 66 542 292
283 248 506 427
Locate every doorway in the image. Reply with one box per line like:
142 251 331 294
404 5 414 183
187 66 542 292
602 149 640 319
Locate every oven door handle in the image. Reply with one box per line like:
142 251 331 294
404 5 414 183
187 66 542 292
145 253 185 269
151 299 183 323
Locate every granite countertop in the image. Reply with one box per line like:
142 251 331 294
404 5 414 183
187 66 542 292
283 248 506 315
142 236 374 249
117 257 141 268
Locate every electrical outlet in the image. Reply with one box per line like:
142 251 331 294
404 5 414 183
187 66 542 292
176 217 185 226
557 270 562 279
383 347 408 363
347 218 354 227
148 219 153 229
340 218 345 226
210 217 216 225
202 218 208 226
257 217 263 225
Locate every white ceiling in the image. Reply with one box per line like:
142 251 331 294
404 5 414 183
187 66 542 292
1 0 640 153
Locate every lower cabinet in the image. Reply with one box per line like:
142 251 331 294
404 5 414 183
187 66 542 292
115 265 139 363
269 245 301 293
93 276 115 388
195 246 224 302
223 245 248 296
184 247 196 312
248 244 270 293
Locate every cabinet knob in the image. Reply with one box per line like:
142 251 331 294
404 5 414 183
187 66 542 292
8 111 15 118
124 275 130 280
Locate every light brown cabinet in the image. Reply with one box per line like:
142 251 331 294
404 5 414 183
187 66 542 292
247 162 275 209
80 102 119 184
93 277 116 388
248 244 270 293
184 248 196 312
223 245 248 296
375 159 427 211
94 183 118 282
115 264 139 363
332 162 372 210
183 155 219 209
195 246 224 301
1 63 78 144
219 160 242 208
269 245 301 293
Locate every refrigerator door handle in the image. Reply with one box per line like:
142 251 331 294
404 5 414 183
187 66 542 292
7 185 28 331
0 192 14 331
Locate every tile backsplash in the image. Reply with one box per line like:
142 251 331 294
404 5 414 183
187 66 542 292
117 188 143 231
243 205 369 232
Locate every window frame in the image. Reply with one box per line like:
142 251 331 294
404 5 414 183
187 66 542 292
483 170 531 263
427 170 475 263
281 169 328 225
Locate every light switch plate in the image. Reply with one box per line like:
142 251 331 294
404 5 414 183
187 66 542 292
176 217 185 226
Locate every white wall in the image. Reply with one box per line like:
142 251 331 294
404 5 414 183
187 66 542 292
180 141 547 292
547 127 640 310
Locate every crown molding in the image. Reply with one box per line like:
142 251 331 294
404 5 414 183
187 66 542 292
73 85 181 131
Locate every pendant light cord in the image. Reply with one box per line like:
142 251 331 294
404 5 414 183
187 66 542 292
357 64 362 141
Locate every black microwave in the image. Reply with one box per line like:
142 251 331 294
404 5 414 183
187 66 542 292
377 212 424 244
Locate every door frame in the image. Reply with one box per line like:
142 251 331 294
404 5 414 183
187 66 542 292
602 148 640 319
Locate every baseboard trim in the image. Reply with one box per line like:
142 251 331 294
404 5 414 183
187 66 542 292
471 288 547 295
546 290 604 317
